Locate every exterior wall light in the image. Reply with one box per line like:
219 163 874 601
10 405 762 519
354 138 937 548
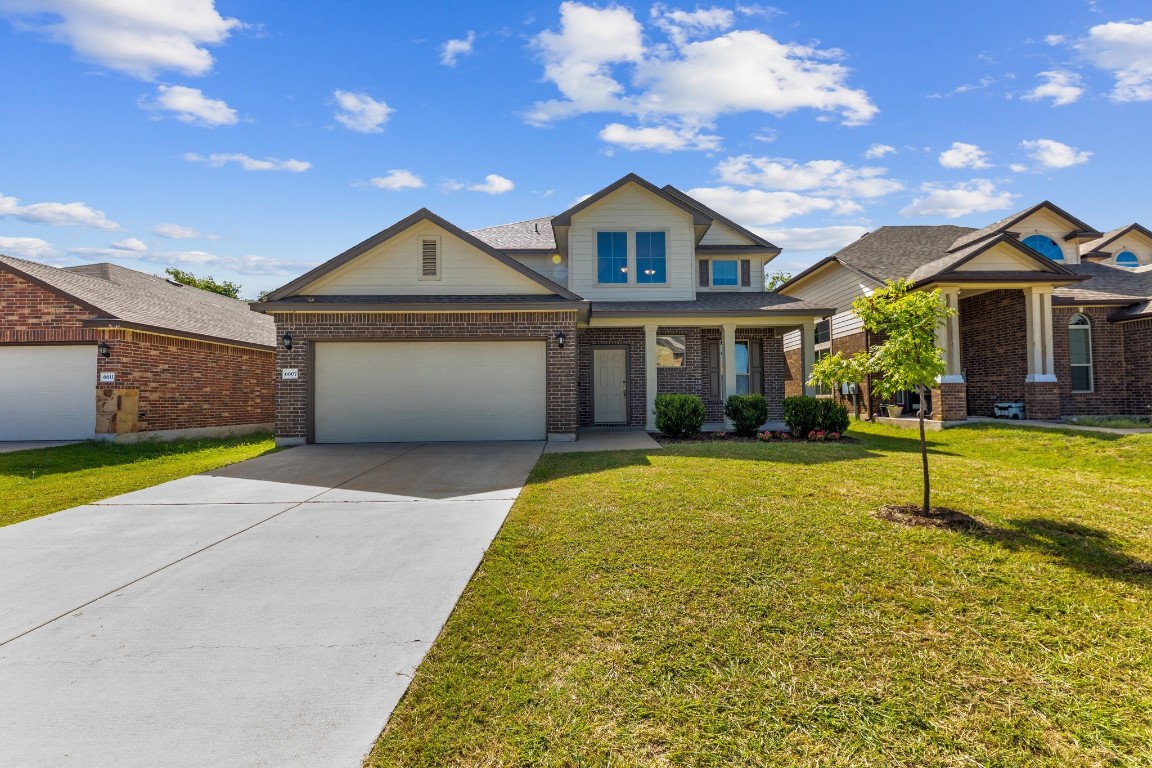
556 331 566 349
282 333 293 350
97 341 111 358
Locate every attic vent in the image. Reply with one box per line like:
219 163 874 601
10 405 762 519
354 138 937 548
420 237 440 279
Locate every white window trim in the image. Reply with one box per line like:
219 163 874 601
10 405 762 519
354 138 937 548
1069 314 1093 393
709 258 741 290
418 235 441 281
594 229 670 287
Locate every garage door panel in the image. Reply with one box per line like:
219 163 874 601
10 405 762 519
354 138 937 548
314 341 546 442
0 346 96 440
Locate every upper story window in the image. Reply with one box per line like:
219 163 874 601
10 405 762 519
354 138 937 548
597 231 628 284
635 232 666 284
1022 234 1064 262
1069 314 1093 393
1115 250 1139 268
712 259 739 286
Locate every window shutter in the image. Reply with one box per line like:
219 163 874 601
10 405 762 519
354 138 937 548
749 341 762 394
421 238 439 278
699 260 709 287
740 259 751 287
707 341 721 398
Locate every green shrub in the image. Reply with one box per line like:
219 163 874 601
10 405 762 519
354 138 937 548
654 394 706 438
783 396 821 438
724 394 768 436
818 399 850 434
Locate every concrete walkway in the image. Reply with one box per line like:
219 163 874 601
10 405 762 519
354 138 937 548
543 430 662 453
0 441 543 768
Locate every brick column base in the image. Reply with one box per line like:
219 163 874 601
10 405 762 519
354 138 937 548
930 381 967 422
1024 380 1061 420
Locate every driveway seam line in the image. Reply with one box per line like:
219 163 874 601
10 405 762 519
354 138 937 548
0 443 430 648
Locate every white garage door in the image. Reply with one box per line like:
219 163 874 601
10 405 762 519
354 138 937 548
0 346 96 440
314 341 547 442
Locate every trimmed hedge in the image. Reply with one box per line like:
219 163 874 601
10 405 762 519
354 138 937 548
654 394 706 438
783 396 849 438
724 394 768 437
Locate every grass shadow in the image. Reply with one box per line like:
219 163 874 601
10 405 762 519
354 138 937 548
948 421 1138 442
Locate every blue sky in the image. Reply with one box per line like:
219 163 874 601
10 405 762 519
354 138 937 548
2 0 1151 297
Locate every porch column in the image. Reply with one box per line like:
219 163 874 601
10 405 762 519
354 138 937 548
800 322 816 396
936 288 963 383
644 323 658 431
722 323 737 428
1023 287 1060 419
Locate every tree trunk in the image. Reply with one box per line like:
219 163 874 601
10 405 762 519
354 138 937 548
918 383 930 515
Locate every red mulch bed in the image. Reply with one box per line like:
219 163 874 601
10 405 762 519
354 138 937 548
873 504 985 531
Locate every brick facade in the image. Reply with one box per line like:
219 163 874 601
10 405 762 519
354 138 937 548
930 381 967 422
271 310 579 439
959 290 1028 417
578 326 783 428
1125 319 1152 415
782 330 871 418
1052 306 1133 416
1 271 273 436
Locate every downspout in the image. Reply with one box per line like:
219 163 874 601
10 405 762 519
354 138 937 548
864 327 874 420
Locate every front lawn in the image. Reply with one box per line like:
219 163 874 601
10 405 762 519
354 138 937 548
370 422 1152 767
0 435 276 528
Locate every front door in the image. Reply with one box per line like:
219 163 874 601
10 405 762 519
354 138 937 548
593 348 628 424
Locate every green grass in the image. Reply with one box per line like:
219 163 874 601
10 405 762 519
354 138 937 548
0 435 276 527
369 422 1152 767
1067 415 1152 430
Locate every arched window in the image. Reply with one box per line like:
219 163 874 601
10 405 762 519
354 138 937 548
1115 250 1139 268
1022 234 1064 261
1068 314 1093 393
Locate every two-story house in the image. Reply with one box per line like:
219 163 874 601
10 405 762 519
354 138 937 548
776 201 1152 422
255 174 833 443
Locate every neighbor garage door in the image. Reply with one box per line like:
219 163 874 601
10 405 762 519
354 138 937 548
0 346 96 440
314 341 547 442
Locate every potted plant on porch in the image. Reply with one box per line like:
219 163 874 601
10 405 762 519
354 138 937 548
885 403 903 419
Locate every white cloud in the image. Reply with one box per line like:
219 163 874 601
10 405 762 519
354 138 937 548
332 90 393 133
900 179 1017 219
440 31 475 66
1074 20 1152 101
0 235 57 260
753 225 869 252
140 84 238 126
0 0 243 79
526 2 876 150
1009 163 1029 173
938 142 991 169
184 153 311 172
69 245 317 276
686 186 859 226
0 193 119 229
468 174 515 195
369 170 425 190
715 155 903 198
1020 138 1092 169
1023 70 1085 106
864 143 895 159
153 222 215 239
111 237 147 251
598 122 720 151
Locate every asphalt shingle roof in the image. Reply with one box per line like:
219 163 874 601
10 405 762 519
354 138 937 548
830 226 975 282
469 217 556 250
0 254 274 347
1056 261 1152 304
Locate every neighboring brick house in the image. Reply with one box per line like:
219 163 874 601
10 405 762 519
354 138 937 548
777 202 1152 422
0 255 276 441
254 174 832 444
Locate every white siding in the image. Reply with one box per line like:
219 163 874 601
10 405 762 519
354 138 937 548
1103 231 1152 267
780 263 879 313
782 329 802 352
305 221 553 296
508 252 569 286
695 256 769 293
567 184 696 301
955 242 1046 272
1010 209 1082 264
699 220 754 246
831 310 864 339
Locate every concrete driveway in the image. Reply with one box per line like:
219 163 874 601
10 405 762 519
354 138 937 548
0 441 543 768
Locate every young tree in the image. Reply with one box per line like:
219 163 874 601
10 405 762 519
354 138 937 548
164 267 242 299
764 270 792 292
808 279 956 515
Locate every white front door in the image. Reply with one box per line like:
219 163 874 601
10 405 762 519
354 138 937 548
593 348 627 424
0 345 96 440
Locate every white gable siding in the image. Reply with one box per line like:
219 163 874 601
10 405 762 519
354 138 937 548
954 242 1049 272
696 256 769 293
780 263 879 313
782 328 802 352
699 220 754 246
1104 231 1152 267
567 184 696 301
1010 209 1081 264
831 310 864 339
304 221 553 296
509 252 570 287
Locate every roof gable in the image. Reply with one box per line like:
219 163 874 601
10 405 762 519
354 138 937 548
1080 223 1152 259
948 201 1100 252
661 185 777 251
551 174 711 229
910 233 1079 284
264 209 579 301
